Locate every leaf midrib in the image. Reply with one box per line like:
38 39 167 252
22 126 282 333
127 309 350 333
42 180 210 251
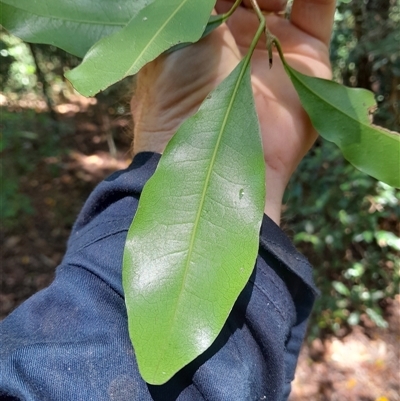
125 0 191 77
153 61 249 380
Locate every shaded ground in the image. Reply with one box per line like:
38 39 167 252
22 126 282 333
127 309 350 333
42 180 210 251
1 99 132 318
290 296 399 401
1 104 399 400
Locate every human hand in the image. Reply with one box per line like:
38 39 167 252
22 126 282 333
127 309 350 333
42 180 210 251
131 0 336 223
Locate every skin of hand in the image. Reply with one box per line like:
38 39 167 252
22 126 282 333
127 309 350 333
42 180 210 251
131 0 336 224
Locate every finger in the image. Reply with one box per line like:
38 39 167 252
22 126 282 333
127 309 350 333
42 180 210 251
242 0 287 12
216 0 287 14
290 0 336 46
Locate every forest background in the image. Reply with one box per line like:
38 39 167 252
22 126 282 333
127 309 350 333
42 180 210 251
0 0 399 399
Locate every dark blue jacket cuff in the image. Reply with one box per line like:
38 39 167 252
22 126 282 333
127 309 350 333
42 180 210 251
0 152 317 401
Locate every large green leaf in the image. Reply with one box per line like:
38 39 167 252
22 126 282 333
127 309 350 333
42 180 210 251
0 0 151 57
65 0 216 96
123 58 265 384
283 64 400 188
1 0 227 60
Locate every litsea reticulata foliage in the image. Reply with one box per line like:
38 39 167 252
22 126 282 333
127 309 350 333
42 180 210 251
1 0 399 385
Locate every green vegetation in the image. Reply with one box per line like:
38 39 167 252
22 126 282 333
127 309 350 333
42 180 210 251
285 140 399 336
0 110 70 228
331 0 399 132
284 0 400 336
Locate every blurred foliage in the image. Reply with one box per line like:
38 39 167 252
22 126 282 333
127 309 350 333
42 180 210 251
0 110 72 228
0 0 399 333
0 27 80 101
0 29 129 230
0 29 76 229
284 140 399 337
331 0 399 131
0 27 130 107
0 32 36 92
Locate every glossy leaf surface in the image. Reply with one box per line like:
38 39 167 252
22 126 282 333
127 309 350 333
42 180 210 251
284 64 400 188
168 0 244 54
167 14 224 53
65 0 216 96
0 0 151 57
123 59 265 384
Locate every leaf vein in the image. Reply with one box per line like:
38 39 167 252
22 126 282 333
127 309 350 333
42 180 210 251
125 0 190 77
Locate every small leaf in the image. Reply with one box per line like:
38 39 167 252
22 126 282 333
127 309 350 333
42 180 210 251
123 58 265 384
0 0 151 57
65 0 216 96
332 281 350 296
366 307 388 328
347 311 360 326
375 230 400 251
282 63 400 188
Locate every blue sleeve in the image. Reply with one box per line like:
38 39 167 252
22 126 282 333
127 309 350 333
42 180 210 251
0 152 318 401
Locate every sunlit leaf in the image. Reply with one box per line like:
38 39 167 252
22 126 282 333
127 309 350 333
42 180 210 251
123 58 265 384
0 0 151 57
347 311 360 326
375 230 400 251
366 307 388 328
332 281 350 296
65 0 216 96
282 63 400 188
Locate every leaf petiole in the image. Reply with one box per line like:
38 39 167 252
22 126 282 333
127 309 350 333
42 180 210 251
249 0 276 68
213 0 243 24
244 0 266 67
271 37 286 66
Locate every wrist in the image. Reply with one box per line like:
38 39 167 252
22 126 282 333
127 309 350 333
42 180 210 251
264 167 287 226
131 79 215 155
132 107 189 155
